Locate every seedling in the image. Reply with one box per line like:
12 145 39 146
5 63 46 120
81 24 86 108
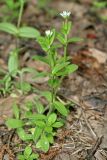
0 0 40 95
18 146 39 160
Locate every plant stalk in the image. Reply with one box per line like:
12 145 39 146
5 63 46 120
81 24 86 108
17 0 24 28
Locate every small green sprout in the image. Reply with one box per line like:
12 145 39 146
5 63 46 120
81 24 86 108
18 146 39 160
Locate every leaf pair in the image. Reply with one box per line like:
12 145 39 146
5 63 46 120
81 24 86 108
0 22 40 38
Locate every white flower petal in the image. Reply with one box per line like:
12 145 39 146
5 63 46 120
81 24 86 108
45 30 53 36
60 11 71 18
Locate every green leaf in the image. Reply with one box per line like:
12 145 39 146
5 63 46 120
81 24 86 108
18 26 40 38
48 78 60 88
57 33 66 44
68 37 83 43
35 121 45 128
21 67 36 74
6 119 24 128
20 82 31 93
13 103 20 119
36 135 49 152
54 101 68 116
30 153 39 159
32 55 49 64
48 113 57 125
41 91 52 102
17 154 25 160
24 146 32 158
44 126 53 133
52 62 70 75
0 22 18 35
66 64 78 74
26 114 46 120
47 134 54 144
8 50 18 74
37 36 48 52
52 121 64 128
17 128 32 141
33 127 43 141
35 101 44 114
56 64 78 76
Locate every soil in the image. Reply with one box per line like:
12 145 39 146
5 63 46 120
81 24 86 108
0 0 107 159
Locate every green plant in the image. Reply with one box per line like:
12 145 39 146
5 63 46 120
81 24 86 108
6 11 81 155
0 0 21 22
34 11 82 115
0 73 13 95
0 0 40 95
18 146 39 160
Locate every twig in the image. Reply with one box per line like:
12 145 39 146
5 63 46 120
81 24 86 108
85 136 103 160
82 110 97 140
8 130 15 147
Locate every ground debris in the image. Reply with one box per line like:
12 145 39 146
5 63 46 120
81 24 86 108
0 144 14 160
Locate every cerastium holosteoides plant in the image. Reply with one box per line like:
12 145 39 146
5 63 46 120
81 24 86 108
0 0 40 95
6 11 82 158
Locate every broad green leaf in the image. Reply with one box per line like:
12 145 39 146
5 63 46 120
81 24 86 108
17 128 32 141
18 26 40 38
33 127 43 141
24 146 32 158
36 135 49 152
68 37 83 43
48 113 57 125
52 62 70 75
47 134 54 144
54 101 68 116
6 119 24 128
8 50 18 74
52 121 64 128
32 55 49 64
13 103 20 119
0 22 18 35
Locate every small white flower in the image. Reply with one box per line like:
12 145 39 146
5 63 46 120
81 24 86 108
45 30 53 37
60 11 71 18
